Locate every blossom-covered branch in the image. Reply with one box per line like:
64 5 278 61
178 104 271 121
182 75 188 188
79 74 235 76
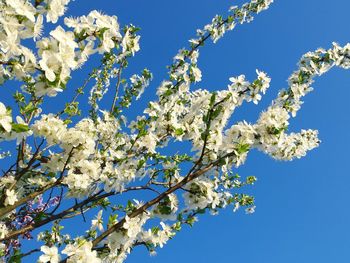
0 0 348 262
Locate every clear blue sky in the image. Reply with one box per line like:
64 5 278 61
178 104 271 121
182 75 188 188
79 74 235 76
7 0 350 262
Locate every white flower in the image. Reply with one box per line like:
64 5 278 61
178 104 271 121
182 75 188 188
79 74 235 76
38 246 60 263
50 26 78 49
245 206 256 214
46 0 71 24
4 189 17 206
157 222 173 248
191 66 202 82
233 202 240 212
62 241 101 263
0 223 8 239
6 0 36 22
34 15 44 40
39 50 61 82
255 69 271 93
121 29 140 56
0 102 12 133
137 132 158 153
91 210 104 232
31 114 67 145
229 75 248 86
248 91 262 104
123 216 142 238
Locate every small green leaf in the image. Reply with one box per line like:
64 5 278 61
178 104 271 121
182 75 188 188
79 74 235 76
11 123 29 133
174 128 184 136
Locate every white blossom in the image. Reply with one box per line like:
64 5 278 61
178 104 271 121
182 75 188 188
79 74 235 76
4 189 18 206
38 246 60 263
62 241 101 263
0 102 12 133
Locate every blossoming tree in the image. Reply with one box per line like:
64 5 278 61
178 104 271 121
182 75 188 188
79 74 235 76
0 0 349 262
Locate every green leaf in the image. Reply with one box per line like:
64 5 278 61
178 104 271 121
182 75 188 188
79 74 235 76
236 143 250 154
11 123 29 133
211 105 223 120
196 208 206 214
209 92 217 108
22 102 36 115
173 222 182 231
246 176 257 185
158 205 172 215
174 128 184 136
9 249 21 263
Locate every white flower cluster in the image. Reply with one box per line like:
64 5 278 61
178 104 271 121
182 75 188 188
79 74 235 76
183 178 223 210
152 193 179 220
106 214 148 262
32 115 98 195
36 10 126 96
251 42 350 160
62 241 101 263
0 1 41 82
64 10 122 54
145 69 271 165
102 211 177 262
0 0 71 84
193 0 274 44
0 0 136 97
39 238 101 263
43 0 71 24
140 222 175 248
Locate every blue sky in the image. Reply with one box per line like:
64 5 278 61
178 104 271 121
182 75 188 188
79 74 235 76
4 0 350 262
